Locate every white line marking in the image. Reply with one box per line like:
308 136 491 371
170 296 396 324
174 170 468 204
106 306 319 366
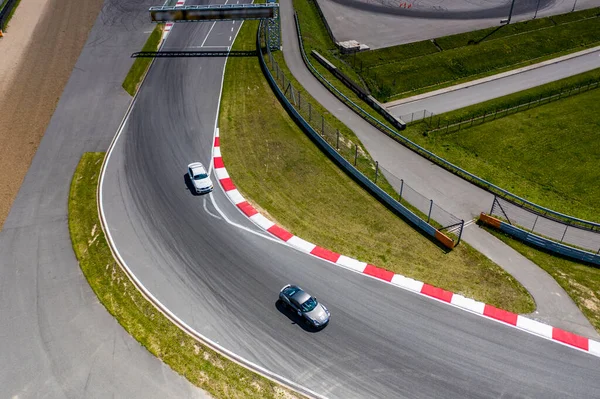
229 36 232 41
231 27 234 32
188 45 231 49
209 192 275 241
201 22 217 47
203 197 222 220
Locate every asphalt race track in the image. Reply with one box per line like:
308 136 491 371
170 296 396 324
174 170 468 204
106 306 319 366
316 0 600 48
100 2 600 398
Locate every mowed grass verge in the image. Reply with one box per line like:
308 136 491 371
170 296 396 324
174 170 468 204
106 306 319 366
68 152 304 399
483 225 600 333
122 24 163 96
355 7 600 101
219 22 534 313
405 83 600 222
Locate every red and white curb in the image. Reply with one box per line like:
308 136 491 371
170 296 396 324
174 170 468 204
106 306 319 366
162 1 186 41
212 128 600 357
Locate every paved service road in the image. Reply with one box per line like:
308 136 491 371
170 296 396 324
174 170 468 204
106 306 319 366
0 0 206 397
388 47 600 118
101 3 600 399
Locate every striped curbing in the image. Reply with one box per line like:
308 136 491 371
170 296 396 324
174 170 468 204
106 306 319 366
161 1 186 41
212 128 600 358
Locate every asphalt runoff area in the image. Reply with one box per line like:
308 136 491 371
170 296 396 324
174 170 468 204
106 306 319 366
317 0 599 48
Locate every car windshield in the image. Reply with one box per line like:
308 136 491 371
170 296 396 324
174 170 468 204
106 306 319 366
300 297 317 312
193 173 208 180
284 286 300 297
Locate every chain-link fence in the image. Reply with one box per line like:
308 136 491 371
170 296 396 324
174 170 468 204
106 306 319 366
424 80 600 132
260 26 464 243
399 109 434 123
379 164 464 236
491 196 600 254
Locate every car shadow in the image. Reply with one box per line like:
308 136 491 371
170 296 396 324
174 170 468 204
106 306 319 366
275 300 325 333
183 173 199 196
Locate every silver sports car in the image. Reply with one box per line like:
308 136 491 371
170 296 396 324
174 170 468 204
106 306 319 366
279 284 330 328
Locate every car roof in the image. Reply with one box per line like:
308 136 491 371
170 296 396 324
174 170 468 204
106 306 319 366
189 162 206 174
291 289 311 304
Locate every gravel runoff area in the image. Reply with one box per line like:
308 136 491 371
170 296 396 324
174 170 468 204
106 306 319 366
0 0 105 229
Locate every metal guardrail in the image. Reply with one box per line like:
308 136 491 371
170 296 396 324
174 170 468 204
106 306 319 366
480 214 600 266
259 21 456 249
293 12 600 233
0 0 18 32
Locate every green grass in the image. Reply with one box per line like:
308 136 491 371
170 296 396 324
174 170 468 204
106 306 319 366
0 0 22 31
484 225 600 333
336 7 600 101
267 49 447 232
405 85 600 223
220 21 534 313
122 24 163 96
68 152 304 399
434 18 555 50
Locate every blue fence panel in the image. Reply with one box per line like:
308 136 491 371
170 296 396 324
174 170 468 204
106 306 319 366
500 223 600 266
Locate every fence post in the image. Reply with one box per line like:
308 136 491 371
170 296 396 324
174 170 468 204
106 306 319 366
399 179 404 202
456 220 464 246
482 111 486 123
437 117 441 129
410 112 414 123
321 115 325 135
494 109 498 119
427 200 433 223
374 161 379 183
531 215 539 233
446 121 449 133
560 224 569 243
336 129 339 150
470 117 474 127
354 144 358 166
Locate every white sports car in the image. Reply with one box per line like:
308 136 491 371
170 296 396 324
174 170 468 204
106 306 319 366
187 162 213 194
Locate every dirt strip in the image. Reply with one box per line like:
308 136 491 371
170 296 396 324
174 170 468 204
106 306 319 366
0 0 105 229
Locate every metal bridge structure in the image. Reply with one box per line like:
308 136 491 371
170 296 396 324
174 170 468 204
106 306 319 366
149 2 281 49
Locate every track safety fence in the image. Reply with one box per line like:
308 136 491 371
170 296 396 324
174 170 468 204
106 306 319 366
423 80 600 132
260 24 463 246
490 196 600 254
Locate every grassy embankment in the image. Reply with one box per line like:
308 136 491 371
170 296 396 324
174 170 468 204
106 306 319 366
219 22 534 312
293 2 600 102
403 71 600 223
484 226 600 333
350 7 600 101
122 24 163 96
68 152 303 399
